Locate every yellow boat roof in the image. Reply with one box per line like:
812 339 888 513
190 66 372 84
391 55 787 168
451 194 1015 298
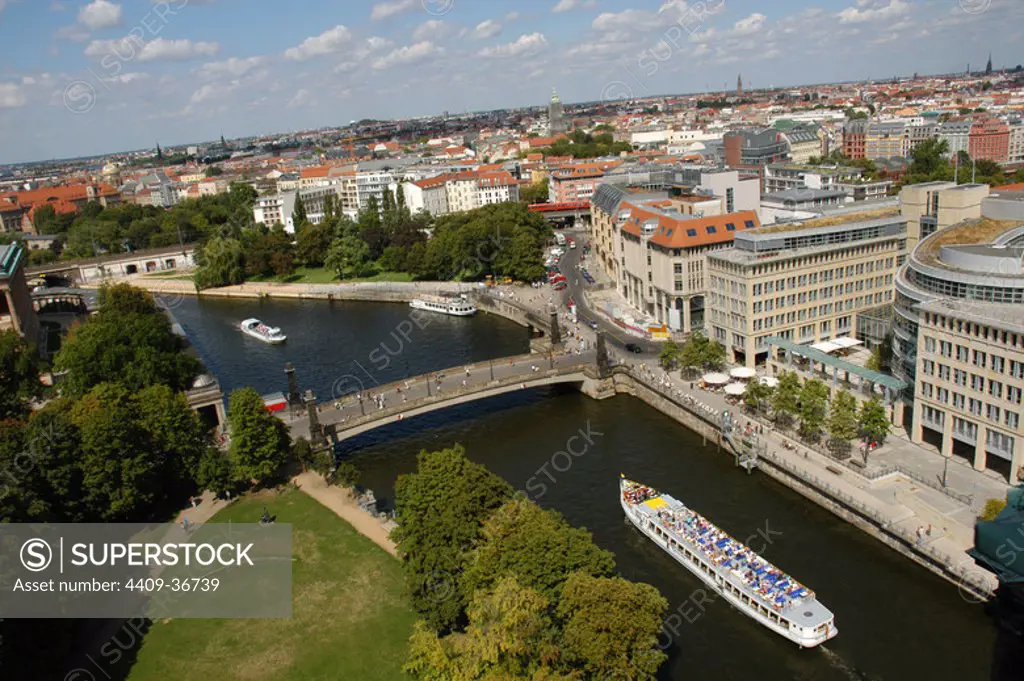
642 497 667 510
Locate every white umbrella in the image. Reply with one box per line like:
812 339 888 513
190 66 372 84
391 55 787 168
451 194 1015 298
703 372 730 385
724 383 747 396
759 376 779 388
833 336 863 349
730 367 757 379
811 340 841 354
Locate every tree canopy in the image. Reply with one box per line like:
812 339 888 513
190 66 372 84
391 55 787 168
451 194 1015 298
0 330 42 420
226 387 291 485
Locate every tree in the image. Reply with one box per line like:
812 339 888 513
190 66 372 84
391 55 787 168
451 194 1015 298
701 340 726 371
557 573 668 681
226 387 291 485
463 497 616 602
330 460 360 488
658 339 679 370
519 177 550 204
54 286 201 398
195 448 234 497
909 137 950 177
392 445 513 632
194 236 246 289
827 390 859 455
205 166 223 177
404 576 562 681
858 398 891 451
798 378 829 441
677 333 706 378
325 234 371 279
0 330 41 420
292 193 308 227
771 371 801 426
980 497 1007 521
743 380 772 415
32 204 59 233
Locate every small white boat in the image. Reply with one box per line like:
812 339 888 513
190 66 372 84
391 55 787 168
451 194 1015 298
240 318 286 344
409 294 477 317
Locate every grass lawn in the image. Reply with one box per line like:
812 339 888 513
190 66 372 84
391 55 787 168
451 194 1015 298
253 268 415 285
125 488 415 681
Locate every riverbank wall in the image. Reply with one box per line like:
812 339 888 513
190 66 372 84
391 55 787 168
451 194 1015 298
598 367 995 601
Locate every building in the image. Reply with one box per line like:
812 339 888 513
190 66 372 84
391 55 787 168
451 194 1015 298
1009 124 1024 165
547 161 623 203
763 164 892 202
737 74 743 97
864 121 910 160
899 192 1024 483
842 120 868 159
760 188 849 224
899 181 989 252
590 183 759 333
0 183 121 233
706 206 907 367
0 243 39 342
252 185 338 233
780 129 821 164
722 129 789 168
403 169 520 217
969 118 1011 163
548 88 567 135
938 120 973 158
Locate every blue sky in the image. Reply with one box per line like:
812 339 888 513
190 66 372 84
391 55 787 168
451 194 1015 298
0 0 1021 163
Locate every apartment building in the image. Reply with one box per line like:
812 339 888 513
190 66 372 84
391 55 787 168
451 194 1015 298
403 170 519 216
355 170 397 212
968 117 1011 163
899 181 989 252
901 192 1024 482
1009 124 1024 165
780 129 821 164
842 120 910 160
722 128 790 168
706 208 907 367
252 185 337 233
760 188 849 224
590 183 758 333
763 164 892 202
547 161 623 203
938 120 973 158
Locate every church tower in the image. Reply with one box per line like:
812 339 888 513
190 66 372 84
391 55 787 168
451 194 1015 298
737 74 743 96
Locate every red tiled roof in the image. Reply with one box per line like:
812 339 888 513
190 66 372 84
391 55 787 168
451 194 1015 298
620 208 759 249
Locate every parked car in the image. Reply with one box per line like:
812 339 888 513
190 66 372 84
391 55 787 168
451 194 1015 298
553 281 568 291
625 343 643 353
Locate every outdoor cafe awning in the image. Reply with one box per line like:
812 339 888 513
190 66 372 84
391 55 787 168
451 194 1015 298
810 341 841 354
730 367 757 379
724 383 747 396
703 373 730 385
833 336 864 349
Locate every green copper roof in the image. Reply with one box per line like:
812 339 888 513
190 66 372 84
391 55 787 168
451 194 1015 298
0 243 24 279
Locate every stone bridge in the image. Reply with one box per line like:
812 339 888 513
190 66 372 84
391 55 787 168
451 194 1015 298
31 287 98 314
282 348 605 446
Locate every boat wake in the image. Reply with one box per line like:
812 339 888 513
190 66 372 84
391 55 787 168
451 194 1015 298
819 646 881 681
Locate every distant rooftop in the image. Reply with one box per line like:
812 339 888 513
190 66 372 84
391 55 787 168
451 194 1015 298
753 203 901 234
915 218 1023 268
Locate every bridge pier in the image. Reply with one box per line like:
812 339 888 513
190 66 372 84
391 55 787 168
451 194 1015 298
305 389 326 447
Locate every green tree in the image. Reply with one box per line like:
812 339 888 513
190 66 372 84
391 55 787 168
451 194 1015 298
325 234 371 279
909 137 951 177
194 236 246 289
134 383 207 484
701 340 726 371
205 166 223 177
463 497 616 602
827 390 859 455
292 193 308 227
226 387 291 485
393 445 513 632
858 397 891 450
771 371 801 426
798 378 830 441
195 448 234 497
743 379 772 415
0 330 41 419
557 573 668 681
32 204 59 233
330 460 360 488
677 333 706 378
54 286 201 398
980 497 1007 521
519 177 550 204
658 339 679 370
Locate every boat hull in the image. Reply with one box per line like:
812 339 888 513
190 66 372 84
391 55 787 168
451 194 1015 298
240 321 287 344
621 491 836 648
409 299 477 317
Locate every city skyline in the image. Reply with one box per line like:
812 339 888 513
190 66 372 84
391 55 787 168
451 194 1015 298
0 0 1022 163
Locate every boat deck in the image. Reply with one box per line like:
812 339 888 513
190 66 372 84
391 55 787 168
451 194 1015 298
625 482 832 630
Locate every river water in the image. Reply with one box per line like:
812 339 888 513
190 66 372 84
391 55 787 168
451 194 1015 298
170 295 995 681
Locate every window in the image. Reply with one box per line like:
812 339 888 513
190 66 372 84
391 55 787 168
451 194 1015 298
726 223 736 231
1006 411 1020 429
956 345 969 362
744 220 755 228
989 380 1004 398
706 226 717 234
1007 386 1023 405
987 404 1001 422
973 350 987 367
686 228 697 237
924 336 936 353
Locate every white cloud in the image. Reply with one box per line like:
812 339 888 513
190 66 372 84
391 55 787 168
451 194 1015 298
553 0 595 12
731 13 767 36
370 0 417 21
55 24 91 42
284 25 353 61
197 56 265 79
412 20 450 42
372 41 443 70
504 11 519 21
104 72 149 84
0 83 26 108
838 0 909 24
473 20 501 40
479 32 548 58
334 37 393 73
78 0 122 30
84 37 219 62
191 84 217 103
287 89 314 109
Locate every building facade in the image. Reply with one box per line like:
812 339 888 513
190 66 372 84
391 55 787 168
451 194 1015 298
0 244 39 343
899 181 989 252
706 209 907 367
968 117 1011 163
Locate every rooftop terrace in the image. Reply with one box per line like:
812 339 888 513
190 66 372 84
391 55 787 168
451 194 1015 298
915 218 1022 268
753 205 901 234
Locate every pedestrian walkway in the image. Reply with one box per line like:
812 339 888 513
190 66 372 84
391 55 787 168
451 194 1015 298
293 472 397 556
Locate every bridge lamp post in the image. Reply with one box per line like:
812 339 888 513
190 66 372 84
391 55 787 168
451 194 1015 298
489 360 494 382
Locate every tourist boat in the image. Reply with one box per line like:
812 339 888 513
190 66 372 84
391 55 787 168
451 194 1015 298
409 294 477 317
240 318 286 344
620 476 837 648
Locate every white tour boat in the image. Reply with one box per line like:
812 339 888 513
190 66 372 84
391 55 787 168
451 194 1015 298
240 318 287 344
409 294 477 317
621 476 837 648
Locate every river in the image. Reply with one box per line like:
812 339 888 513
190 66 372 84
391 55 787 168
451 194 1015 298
170 295 996 681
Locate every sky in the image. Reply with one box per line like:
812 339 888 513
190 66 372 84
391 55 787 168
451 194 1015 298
0 0 1022 164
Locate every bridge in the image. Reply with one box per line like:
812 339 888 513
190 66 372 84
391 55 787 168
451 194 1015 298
31 287 98 314
281 349 604 446
527 201 591 224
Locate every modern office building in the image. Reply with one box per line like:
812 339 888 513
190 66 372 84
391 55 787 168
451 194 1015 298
760 188 849 224
706 206 907 367
722 128 790 168
899 181 989 252
590 183 759 333
898 192 1024 483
